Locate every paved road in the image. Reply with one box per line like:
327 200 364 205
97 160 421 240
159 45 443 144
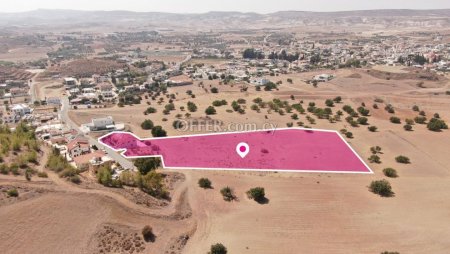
60 97 134 169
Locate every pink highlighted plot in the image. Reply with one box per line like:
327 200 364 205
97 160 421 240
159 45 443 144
99 128 372 174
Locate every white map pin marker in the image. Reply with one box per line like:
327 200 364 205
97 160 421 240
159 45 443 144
236 142 250 158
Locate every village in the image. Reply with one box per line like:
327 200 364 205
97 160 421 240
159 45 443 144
1 11 450 253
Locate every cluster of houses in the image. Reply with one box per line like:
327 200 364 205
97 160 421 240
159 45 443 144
36 123 115 170
65 77 117 106
0 77 30 99
0 104 33 124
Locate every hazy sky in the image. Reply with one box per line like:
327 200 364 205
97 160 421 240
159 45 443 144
3 0 450 13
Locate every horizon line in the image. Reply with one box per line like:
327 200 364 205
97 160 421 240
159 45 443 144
1 7 450 15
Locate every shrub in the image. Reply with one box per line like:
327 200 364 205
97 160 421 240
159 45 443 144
210 87 219 93
412 105 419 112
198 178 212 189
383 168 398 178
395 155 410 164
246 187 266 203
357 107 370 116
381 252 399 254
237 98 246 104
220 186 235 201
333 96 342 103
390 117 401 124
403 124 413 131
9 164 19 175
405 118 414 125
427 118 448 131
414 116 427 124
26 151 38 164
151 126 167 137
253 97 263 104
141 119 154 130
97 166 114 186
368 126 378 132
70 175 81 184
205 106 217 115
0 164 8 175
172 120 185 129
7 188 19 197
370 146 382 154
325 99 334 107
369 180 393 197
212 100 227 107
368 155 381 164
139 171 169 199
145 107 157 114
142 225 155 242
134 158 161 175
345 132 353 138
119 170 138 187
187 101 198 112
25 168 33 181
209 243 227 254
37 172 48 178
59 166 78 178
357 117 368 125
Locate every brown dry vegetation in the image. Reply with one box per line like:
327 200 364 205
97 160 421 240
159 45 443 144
66 66 450 253
43 59 126 78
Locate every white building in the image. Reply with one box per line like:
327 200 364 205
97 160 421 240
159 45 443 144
11 104 32 116
64 77 77 88
313 74 334 82
91 116 115 131
250 78 270 86
46 97 61 105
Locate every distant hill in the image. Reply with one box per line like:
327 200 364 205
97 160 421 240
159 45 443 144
1 9 449 30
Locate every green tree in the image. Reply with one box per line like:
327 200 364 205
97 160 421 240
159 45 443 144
427 118 448 131
139 171 168 199
134 158 161 175
333 96 342 103
96 165 119 187
368 126 378 132
141 119 154 130
220 186 235 201
403 124 413 131
209 243 227 254
246 187 266 203
369 180 394 197
414 116 427 124
142 225 155 242
187 101 198 112
390 117 401 124
205 106 217 115
325 99 334 107
172 120 185 129
198 178 212 189
383 168 398 178
395 155 410 164
152 126 167 137
146 107 157 114
357 117 368 125
7 188 19 197
368 155 381 164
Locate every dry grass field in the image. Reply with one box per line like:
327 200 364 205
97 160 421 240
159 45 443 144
2 64 450 253
66 66 450 253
